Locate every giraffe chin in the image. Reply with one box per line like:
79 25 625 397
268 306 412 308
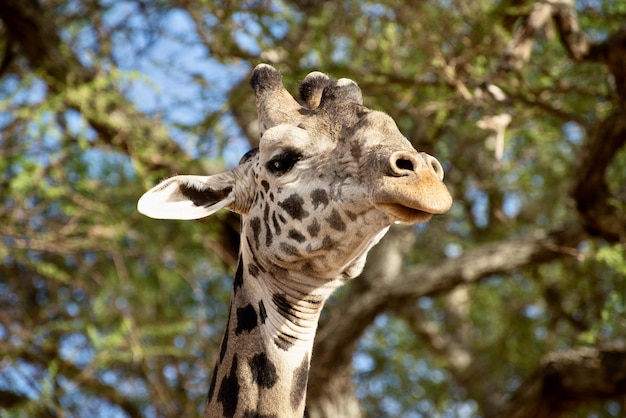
377 203 434 225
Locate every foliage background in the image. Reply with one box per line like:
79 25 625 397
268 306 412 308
0 0 625 417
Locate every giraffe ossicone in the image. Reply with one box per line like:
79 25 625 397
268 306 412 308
138 64 452 418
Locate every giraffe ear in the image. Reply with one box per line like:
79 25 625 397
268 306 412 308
137 173 236 220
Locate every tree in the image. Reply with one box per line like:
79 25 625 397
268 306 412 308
0 0 625 417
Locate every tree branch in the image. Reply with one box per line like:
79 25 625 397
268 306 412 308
399 305 502 415
569 111 626 242
500 0 590 71
495 0 626 241
386 220 586 303
308 220 587 413
0 349 145 418
498 342 626 418
584 27 626 104
500 0 556 71
0 0 192 176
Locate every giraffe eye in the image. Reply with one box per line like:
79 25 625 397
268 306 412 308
267 151 302 175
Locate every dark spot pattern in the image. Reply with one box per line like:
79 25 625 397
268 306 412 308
279 242 299 256
321 235 335 250
248 353 278 389
271 212 282 236
243 411 278 418
310 189 329 209
248 264 260 278
258 300 267 324
290 355 309 410
274 333 296 351
245 237 254 257
345 210 358 221
218 354 240 418
278 194 309 220
220 329 229 363
220 308 232 363
180 183 233 207
235 304 258 335
233 257 244 293
265 228 273 248
207 363 218 403
307 218 321 238
288 229 306 243
261 180 270 192
305 298 323 306
272 293 296 321
250 217 262 249
263 204 273 247
327 208 346 231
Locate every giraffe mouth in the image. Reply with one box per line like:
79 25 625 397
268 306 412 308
373 168 453 224
377 203 434 224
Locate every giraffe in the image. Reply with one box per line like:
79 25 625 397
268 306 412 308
137 64 452 418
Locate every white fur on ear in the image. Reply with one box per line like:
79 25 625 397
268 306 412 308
137 175 235 220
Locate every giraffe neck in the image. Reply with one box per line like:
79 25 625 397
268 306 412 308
205 251 340 418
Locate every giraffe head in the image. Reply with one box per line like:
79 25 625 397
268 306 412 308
138 64 452 279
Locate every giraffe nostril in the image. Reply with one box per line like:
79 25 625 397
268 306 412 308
396 158 415 172
389 151 420 177
432 161 443 178
389 151 446 180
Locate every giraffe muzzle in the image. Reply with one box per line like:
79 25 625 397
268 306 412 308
374 151 453 224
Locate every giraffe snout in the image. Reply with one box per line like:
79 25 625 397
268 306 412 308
388 151 445 181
